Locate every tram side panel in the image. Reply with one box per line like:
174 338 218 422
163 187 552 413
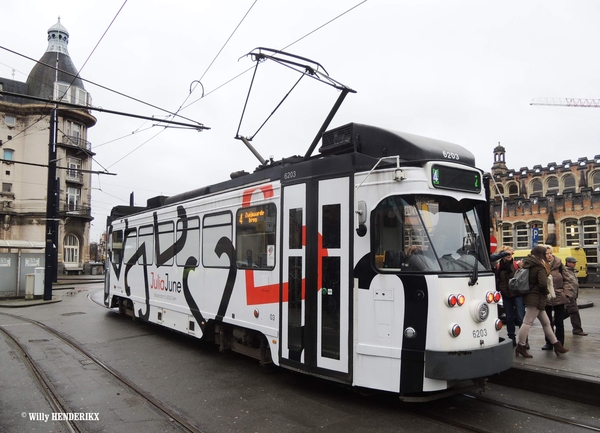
106 185 282 364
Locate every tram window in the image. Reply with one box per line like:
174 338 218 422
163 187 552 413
176 217 200 267
202 212 232 268
321 256 340 360
111 229 124 264
322 204 341 249
236 204 276 269
289 208 303 250
288 256 303 355
155 222 174 266
138 225 154 265
123 228 137 265
372 196 440 272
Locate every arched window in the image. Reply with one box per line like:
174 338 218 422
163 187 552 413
493 184 504 198
508 183 519 199
547 176 559 194
515 223 529 249
563 219 579 247
64 234 80 265
591 171 600 191
582 219 598 264
563 174 576 191
530 179 543 196
501 223 513 248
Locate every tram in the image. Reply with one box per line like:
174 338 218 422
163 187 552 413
104 122 514 401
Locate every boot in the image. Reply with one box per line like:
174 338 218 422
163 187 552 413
515 344 532 358
553 341 569 357
509 336 516 347
541 343 553 350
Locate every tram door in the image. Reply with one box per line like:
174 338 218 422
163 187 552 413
281 178 350 377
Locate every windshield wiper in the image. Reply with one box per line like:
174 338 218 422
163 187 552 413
468 233 479 286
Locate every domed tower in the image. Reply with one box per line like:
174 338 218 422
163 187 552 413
27 18 88 104
492 142 508 176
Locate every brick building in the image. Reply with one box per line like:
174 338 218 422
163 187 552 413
490 143 600 265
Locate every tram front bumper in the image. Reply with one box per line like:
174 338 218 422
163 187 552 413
425 338 513 381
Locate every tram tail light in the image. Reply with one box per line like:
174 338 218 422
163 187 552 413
494 292 502 303
486 292 494 303
447 294 465 307
495 319 503 331
447 295 457 307
450 324 461 337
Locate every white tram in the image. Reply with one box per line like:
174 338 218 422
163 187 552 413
104 123 513 400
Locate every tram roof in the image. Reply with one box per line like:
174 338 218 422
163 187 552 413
111 123 477 216
319 123 476 166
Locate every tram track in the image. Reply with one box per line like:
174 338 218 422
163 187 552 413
394 391 600 433
0 311 205 433
462 392 600 432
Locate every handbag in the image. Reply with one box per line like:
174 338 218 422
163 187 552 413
547 275 556 300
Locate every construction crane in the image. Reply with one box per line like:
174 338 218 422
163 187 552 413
530 97 600 107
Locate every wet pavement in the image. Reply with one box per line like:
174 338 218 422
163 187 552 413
1 276 599 408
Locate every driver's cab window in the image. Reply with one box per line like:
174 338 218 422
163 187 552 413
372 197 439 272
372 195 488 273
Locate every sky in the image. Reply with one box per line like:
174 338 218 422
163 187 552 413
2 0 600 243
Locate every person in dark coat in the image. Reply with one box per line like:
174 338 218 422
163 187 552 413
516 245 569 358
494 246 524 347
562 257 588 336
542 247 568 349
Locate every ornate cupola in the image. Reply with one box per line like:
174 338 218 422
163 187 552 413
26 17 88 105
492 142 508 176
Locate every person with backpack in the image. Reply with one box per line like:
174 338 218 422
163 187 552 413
542 246 568 350
494 246 525 347
516 245 569 358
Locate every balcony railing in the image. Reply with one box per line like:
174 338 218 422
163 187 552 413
66 169 84 183
60 135 92 152
60 205 92 218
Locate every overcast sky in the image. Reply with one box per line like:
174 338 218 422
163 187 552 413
2 0 600 242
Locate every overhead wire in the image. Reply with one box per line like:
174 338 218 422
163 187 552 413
181 0 368 112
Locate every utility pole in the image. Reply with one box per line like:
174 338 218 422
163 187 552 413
44 108 58 300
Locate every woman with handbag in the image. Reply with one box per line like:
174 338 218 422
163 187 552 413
516 245 569 358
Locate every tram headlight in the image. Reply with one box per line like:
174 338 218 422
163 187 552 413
473 302 489 322
450 324 461 337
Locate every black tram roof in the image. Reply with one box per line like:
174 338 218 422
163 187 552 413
111 123 477 218
319 123 475 166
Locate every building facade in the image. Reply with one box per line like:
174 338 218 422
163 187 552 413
490 144 600 265
0 19 96 274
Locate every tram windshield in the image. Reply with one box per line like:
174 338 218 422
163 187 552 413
372 195 490 273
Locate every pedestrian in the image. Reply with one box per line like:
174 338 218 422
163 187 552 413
542 246 568 350
562 256 588 336
516 245 569 358
493 246 525 347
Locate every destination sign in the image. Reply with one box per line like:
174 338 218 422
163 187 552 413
431 164 481 193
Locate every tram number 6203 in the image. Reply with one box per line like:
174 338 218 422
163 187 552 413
473 329 488 338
